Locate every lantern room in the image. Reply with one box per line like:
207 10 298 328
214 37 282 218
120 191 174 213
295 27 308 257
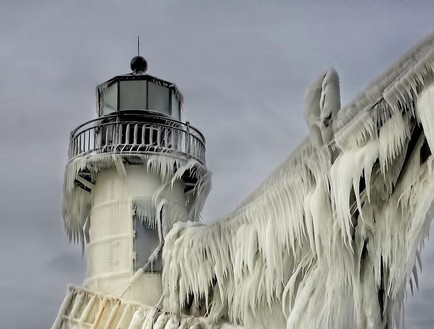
96 56 183 121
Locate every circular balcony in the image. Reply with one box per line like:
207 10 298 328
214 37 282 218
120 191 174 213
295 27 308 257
68 112 206 165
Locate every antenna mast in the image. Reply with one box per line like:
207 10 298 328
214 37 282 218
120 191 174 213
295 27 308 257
137 36 140 56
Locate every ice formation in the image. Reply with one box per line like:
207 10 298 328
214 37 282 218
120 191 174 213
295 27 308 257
159 32 434 329
304 68 341 148
62 153 211 246
53 285 243 329
57 32 434 329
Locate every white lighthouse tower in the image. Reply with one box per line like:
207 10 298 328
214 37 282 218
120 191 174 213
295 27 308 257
55 54 211 327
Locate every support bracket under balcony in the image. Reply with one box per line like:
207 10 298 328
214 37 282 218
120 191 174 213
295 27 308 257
75 174 94 191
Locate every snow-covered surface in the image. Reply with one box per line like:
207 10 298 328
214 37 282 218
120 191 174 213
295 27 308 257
156 32 434 329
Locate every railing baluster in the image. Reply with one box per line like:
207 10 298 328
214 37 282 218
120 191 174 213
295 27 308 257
106 125 110 151
94 127 97 152
92 128 95 152
125 124 130 145
156 126 161 148
133 124 138 145
87 130 90 152
186 122 191 154
70 134 74 158
84 130 87 152
171 128 175 150
141 123 146 146
147 124 152 147
117 122 122 146
153 126 158 147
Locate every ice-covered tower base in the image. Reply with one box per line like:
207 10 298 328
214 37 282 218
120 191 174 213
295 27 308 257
86 166 187 304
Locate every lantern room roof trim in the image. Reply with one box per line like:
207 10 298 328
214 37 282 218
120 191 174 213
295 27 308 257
97 72 184 104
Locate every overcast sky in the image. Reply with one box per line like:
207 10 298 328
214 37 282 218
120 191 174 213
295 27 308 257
1 1 434 328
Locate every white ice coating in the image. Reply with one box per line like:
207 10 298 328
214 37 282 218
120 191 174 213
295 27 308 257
159 32 434 329
56 32 434 329
52 285 243 329
304 68 341 148
62 154 211 246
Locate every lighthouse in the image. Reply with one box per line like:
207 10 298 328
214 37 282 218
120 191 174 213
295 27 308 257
60 55 211 308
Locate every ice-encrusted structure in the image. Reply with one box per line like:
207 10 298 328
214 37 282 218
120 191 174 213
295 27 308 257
53 286 242 329
62 153 211 246
54 32 434 329
157 32 434 329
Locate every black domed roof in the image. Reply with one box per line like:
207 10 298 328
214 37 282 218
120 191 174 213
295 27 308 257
130 56 148 74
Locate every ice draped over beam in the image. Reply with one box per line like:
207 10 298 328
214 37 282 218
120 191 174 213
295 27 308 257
160 32 434 329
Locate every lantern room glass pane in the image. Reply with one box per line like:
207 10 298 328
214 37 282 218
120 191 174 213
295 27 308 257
101 83 118 115
171 92 181 121
119 80 147 110
148 82 170 116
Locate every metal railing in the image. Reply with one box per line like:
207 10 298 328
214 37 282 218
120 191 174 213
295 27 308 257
68 114 206 164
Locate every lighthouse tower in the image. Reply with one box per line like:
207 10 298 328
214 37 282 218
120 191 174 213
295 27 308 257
60 55 211 307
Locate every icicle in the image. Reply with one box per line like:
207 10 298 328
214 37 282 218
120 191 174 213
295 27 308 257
416 249 422 271
133 197 157 228
142 308 158 329
153 312 171 329
334 110 376 152
129 310 147 329
378 111 410 175
416 82 434 152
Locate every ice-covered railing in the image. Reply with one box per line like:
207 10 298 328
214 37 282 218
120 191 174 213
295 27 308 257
52 285 240 329
68 113 206 165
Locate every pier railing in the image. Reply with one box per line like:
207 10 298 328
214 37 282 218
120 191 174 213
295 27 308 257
68 113 206 165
